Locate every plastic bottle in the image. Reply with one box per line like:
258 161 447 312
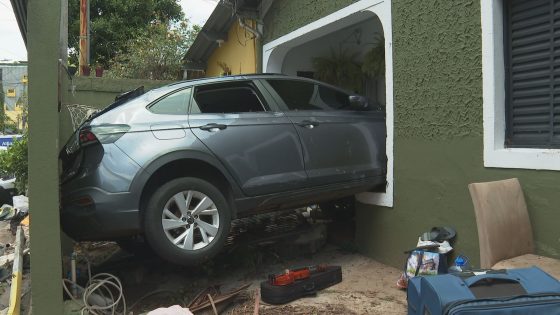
449 255 470 273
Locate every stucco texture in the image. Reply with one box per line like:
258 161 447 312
263 0 560 268
364 0 560 267
263 0 354 43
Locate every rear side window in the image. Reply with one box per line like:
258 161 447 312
267 79 351 111
192 82 265 114
148 88 191 115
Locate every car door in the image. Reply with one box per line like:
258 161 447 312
262 78 386 186
188 80 307 196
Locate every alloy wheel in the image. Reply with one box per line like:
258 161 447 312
161 190 220 251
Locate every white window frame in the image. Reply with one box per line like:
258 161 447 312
263 0 394 207
482 0 560 171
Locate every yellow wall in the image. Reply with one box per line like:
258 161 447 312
5 106 26 130
206 20 257 77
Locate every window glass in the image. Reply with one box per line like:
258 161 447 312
267 80 351 111
192 83 265 113
148 88 190 115
317 85 352 109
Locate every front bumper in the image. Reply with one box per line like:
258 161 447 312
61 187 141 240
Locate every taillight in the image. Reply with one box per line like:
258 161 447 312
79 129 98 146
78 124 130 147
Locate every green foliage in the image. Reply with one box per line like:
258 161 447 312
0 89 18 133
68 0 184 66
0 112 18 134
362 35 385 77
0 79 4 111
0 134 28 193
313 49 363 93
109 20 200 80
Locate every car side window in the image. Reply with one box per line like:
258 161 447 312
267 79 351 111
191 82 266 114
148 88 191 115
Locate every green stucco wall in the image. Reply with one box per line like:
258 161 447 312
264 0 560 268
263 0 354 43
60 77 173 142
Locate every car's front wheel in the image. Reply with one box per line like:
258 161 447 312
143 177 231 265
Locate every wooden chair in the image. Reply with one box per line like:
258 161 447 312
468 178 560 279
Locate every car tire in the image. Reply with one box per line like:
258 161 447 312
143 177 231 265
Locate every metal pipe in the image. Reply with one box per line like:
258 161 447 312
238 18 262 39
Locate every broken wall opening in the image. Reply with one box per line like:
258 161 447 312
263 4 394 207
281 16 386 109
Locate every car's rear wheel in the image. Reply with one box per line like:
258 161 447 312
143 177 231 265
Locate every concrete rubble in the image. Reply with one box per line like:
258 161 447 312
0 195 31 315
65 209 406 315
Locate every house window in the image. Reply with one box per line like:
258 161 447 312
504 0 560 148
482 0 560 170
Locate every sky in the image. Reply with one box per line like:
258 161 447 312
0 0 218 62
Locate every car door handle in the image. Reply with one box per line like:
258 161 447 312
298 120 319 129
200 123 227 131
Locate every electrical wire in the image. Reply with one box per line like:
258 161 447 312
62 254 127 315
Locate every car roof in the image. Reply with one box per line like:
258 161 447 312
165 73 351 94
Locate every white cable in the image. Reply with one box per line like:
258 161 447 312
62 254 127 315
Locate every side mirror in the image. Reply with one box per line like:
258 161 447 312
348 95 369 110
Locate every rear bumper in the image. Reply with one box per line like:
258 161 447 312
61 187 141 240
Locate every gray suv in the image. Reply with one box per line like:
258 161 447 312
60 74 386 265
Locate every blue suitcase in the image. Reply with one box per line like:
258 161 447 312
407 267 560 315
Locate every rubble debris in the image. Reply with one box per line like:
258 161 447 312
147 305 194 315
187 284 250 315
11 197 27 215
0 249 29 268
0 206 14 221
6 226 24 315
62 270 126 315
253 289 260 315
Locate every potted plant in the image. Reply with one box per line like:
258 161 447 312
95 58 105 77
95 64 104 77
217 61 232 76
312 49 363 93
67 63 78 76
80 64 91 76
362 34 385 77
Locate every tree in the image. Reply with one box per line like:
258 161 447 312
68 0 184 67
109 20 200 80
0 76 4 129
0 133 28 193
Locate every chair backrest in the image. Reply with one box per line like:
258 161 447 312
468 178 534 269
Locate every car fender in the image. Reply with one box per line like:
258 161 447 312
129 149 244 202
